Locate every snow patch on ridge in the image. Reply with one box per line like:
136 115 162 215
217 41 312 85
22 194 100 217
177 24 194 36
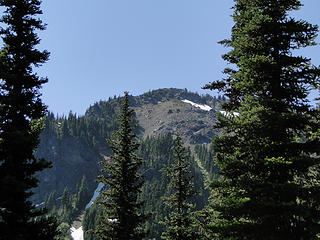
182 99 212 111
71 226 83 240
220 111 240 118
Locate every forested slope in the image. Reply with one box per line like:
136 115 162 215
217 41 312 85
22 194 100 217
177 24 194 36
34 88 222 238
34 88 222 203
83 134 212 239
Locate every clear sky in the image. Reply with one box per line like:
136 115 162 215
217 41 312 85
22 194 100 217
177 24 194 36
36 0 320 116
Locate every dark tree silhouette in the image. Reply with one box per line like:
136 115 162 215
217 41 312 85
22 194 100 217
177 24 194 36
0 0 58 239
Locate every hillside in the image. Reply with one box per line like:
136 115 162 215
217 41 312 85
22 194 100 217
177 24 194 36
34 88 222 199
86 88 222 144
33 88 222 239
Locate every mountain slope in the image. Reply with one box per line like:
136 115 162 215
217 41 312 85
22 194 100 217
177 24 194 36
34 88 222 208
134 98 216 144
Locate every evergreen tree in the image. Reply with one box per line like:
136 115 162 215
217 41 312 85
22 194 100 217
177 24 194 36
203 0 320 239
61 187 71 208
161 134 198 240
0 0 58 239
45 191 57 210
75 175 90 210
83 204 102 240
61 187 72 222
96 92 147 240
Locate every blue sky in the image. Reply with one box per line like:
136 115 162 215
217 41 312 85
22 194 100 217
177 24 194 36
37 0 320 116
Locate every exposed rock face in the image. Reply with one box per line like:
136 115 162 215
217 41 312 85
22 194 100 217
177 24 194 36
134 98 218 144
33 131 101 203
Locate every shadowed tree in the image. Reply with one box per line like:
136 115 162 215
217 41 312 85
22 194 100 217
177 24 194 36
203 0 320 239
0 0 58 239
75 175 90 211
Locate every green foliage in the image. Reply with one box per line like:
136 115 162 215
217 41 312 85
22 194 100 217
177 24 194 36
34 106 120 203
56 110 117 153
61 187 71 208
83 204 103 240
203 0 320 239
139 134 208 239
138 134 176 238
60 187 73 223
161 134 199 240
195 144 218 179
40 102 120 155
38 89 221 239
45 191 58 210
83 133 209 240
56 222 72 240
43 175 94 238
131 88 222 108
75 175 90 211
96 92 147 240
35 88 222 203
0 0 59 239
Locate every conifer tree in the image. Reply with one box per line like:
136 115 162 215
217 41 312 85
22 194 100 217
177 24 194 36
76 175 90 210
96 92 146 240
61 187 72 222
161 134 198 240
61 187 71 209
203 0 320 239
0 0 58 239
45 191 57 210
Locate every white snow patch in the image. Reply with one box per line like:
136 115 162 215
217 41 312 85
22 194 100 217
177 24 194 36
70 183 104 240
182 99 212 111
85 182 104 209
70 226 84 240
220 111 240 118
35 202 44 208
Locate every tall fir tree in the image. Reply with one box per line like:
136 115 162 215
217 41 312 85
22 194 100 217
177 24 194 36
96 92 147 240
0 0 58 239
161 134 199 240
203 0 320 239
76 175 90 211
60 186 72 222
